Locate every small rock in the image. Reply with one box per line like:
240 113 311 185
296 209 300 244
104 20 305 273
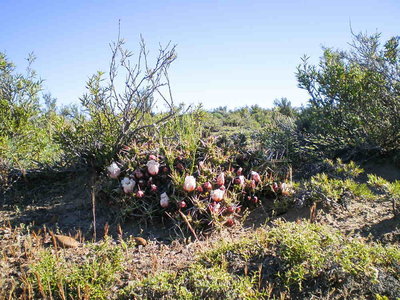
133 237 147 246
54 235 80 248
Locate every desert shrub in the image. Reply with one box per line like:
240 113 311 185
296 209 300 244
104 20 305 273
255 102 341 167
0 53 64 192
273 97 298 118
57 37 178 171
257 111 297 160
296 32 400 158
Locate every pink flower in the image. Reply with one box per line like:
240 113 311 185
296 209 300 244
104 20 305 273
183 175 196 192
121 177 135 194
250 180 256 189
216 172 225 186
237 167 243 175
160 192 169 208
251 171 261 183
208 202 221 214
149 154 157 161
210 189 224 202
146 160 160 176
234 175 245 186
107 162 121 179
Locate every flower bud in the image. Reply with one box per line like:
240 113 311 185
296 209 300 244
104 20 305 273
133 169 144 179
203 182 212 191
226 206 235 214
149 154 157 161
224 218 235 227
150 184 158 192
176 163 184 170
183 175 196 192
107 162 121 179
208 202 221 214
146 160 160 176
210 189 224 202
160 192 169 208
216 172 225 186
250 180 256 189
234 175 245 186
121 177 135 194
251 171 261 183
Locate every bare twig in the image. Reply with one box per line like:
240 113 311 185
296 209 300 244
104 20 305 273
178 210 198 240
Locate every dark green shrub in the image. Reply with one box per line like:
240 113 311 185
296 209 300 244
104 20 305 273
296 32 400 157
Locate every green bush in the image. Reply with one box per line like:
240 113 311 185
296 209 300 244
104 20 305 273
296 32 400 157
0 53 64 192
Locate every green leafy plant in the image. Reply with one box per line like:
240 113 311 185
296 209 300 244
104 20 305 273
368 174 400 215
297 32 400 157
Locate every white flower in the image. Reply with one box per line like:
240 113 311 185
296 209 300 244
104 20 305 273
160 192 169 208
238 175 245 186
183 175 196 192
146 160 160 176
121 177 135 194
107 162 121 179
210 189 224 202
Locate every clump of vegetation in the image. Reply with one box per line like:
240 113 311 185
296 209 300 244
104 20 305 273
100 110 293 235
0 53 64 191
196 221 400 299
121 264 264 299
26 238 123 299
294 159 374 209
57 37 178 171
368 174 400 216
297 32 400 158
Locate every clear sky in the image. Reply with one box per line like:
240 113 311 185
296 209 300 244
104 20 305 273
1 0 399 109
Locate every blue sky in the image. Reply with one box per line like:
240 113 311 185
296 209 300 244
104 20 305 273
1 0 399 109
